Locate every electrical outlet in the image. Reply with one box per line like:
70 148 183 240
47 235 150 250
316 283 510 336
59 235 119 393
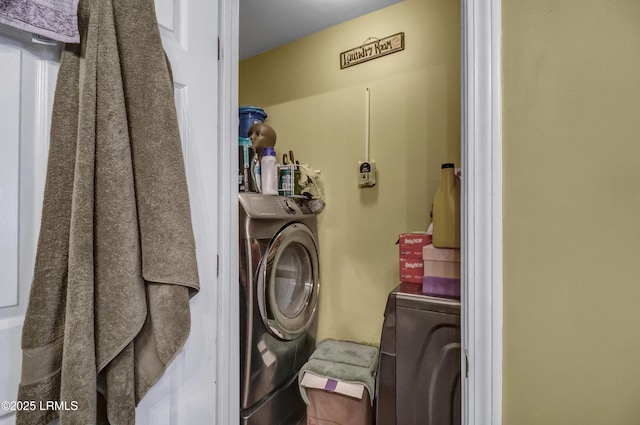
358 160 376 187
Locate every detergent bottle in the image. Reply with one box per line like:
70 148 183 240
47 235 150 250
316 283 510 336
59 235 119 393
432 163 460 248
260 147 278 195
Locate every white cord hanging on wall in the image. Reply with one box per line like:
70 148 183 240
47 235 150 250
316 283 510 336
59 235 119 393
358 87 377 187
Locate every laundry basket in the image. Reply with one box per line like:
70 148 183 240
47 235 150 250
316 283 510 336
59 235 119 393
298 339 378 425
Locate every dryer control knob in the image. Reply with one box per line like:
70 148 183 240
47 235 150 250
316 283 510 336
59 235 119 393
282 198 297 214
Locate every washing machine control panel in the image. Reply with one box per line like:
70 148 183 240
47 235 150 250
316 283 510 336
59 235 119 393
280 198 298 214
279 197 314 215
239 193 316 218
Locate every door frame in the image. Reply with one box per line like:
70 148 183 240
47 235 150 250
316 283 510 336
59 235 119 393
460 1 503 424
216 1 240 424
216 0 503 424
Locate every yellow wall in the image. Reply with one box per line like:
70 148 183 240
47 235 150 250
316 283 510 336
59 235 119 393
240 0 460 344
503 1 640 423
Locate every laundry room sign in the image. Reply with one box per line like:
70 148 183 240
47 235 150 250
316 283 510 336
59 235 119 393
340 33 405 69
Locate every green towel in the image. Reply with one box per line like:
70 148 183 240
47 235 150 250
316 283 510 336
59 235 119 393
298 339 379 405
15 0 199 423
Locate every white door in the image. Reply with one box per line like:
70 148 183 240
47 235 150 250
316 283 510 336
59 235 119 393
0 0 222 421
0 25 62 425
136 0 220 422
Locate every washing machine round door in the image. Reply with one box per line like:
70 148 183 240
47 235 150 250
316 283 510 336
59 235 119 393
257 222 319 340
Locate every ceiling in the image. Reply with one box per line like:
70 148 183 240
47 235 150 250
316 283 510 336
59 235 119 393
239 0 405 60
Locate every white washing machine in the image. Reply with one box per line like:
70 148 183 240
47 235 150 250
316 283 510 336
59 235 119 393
239 193 320 425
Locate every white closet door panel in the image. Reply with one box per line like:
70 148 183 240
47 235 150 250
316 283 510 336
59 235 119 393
0 27 61 425
0 45 20 309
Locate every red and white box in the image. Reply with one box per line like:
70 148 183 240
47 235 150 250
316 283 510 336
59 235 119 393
422 244 460 298
398 233 432 259
400 258 424 284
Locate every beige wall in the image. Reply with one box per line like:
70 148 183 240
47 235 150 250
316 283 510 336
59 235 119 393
240 0 460 344
503 0 640 423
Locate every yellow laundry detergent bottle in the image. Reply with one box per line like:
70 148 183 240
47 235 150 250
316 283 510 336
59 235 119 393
432 163 460 248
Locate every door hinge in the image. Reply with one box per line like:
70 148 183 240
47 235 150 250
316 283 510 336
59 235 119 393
465 350 469 378
217 37 221 60
216 254 220 277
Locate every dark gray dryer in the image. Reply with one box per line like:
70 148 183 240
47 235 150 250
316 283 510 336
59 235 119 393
239 193 320 425
376 283 461 425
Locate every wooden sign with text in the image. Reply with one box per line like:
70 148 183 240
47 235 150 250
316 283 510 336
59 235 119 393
340 33 405 69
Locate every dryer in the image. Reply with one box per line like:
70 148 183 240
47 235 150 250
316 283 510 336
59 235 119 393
376 283 461 425
239 193 320 425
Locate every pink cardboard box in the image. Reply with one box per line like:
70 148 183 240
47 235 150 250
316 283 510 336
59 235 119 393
422 244 461 263
398 233 432 259
422 244 460 298
400 258 423 284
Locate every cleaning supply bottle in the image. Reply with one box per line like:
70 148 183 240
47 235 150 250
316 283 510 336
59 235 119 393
432 163 461 248
251 152 261 193
261 147 278 195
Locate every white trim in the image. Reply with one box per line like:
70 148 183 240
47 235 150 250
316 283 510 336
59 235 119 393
461 0 503 425
217 0 240 424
